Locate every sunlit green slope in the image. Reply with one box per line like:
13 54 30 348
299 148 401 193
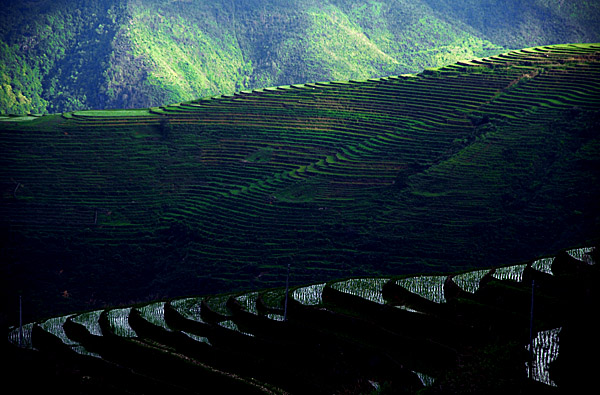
118 0 503 107
1 44 599 323
2 0 600 114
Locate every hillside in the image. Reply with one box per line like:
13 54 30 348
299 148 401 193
1 43 599 325
2 0 600 114
6 246 599 393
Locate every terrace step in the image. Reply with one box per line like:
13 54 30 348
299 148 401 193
5 43 600 393
9 245 598 392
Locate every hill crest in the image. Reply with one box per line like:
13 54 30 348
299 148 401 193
2 0 600 114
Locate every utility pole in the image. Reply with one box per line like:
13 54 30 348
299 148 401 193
284 263 290 321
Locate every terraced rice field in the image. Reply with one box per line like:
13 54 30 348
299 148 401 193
393 275 447 304
329 277 390 304
291 283 327 306
106 308 137 338
8 246 597 393
2 45 599 325
70 309 103 336
527 327 561 387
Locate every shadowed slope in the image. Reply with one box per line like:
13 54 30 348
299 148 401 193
1 44 599 323
7 246 598 393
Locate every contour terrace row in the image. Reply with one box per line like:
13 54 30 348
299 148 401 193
8 246 597 393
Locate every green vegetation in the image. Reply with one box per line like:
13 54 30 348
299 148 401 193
422 0 600 48
1 44 599 328
3 0 600 114
0 41 47 114
0 0 124 114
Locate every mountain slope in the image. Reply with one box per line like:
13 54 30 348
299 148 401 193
422 0 600 48
2 0 600 114
1 44 599 323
